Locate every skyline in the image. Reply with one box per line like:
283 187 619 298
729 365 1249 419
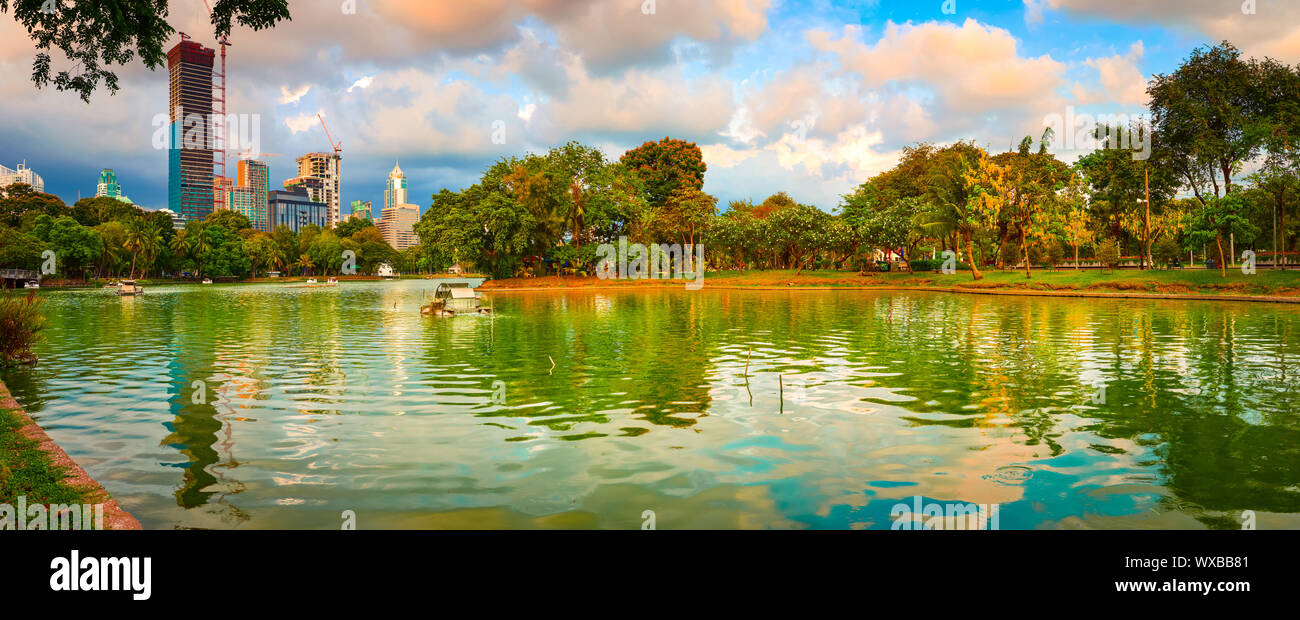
2 1 1298 214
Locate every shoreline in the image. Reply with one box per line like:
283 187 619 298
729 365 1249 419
480 275 1300 304
0 379 141 530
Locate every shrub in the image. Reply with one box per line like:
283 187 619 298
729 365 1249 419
910 258 971 272
0 290 46 366
1095 239 1121 272
1152 236 1182 268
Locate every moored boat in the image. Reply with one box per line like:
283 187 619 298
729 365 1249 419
117 280 143 296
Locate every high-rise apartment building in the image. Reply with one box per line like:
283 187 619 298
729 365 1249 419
293 153 341 226
167 40 215 221
384 162 407 212
378 203 418 251
0 162 44 192
231 159 270 231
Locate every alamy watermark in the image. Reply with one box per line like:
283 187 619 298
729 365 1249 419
2 496 104 530
1041 107 1151 160
890 496 1001 530
596 237 705 290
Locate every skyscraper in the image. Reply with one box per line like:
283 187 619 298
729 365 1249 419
384 162 407 212
167 40 215 221
233 159 270 231
0 162 44 192
293 152 341 226
349 200 372 221
96 169 134 204
96 169 121 198
378 203 418 251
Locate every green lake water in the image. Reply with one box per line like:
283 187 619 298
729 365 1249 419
2 279 1298 529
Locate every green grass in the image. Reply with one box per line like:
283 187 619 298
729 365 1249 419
0 405 94 505
704 267 1300 296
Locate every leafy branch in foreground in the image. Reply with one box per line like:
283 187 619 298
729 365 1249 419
0 0 290 101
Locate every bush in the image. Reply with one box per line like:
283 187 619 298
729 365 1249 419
910 257 971 272
1152 236 1182 268
0 290 46 366
1095 239 1121 271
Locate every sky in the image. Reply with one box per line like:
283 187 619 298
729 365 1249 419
2 0 1298 216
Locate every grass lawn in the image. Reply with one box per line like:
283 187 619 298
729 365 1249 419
0 403 95 506
482 267 1300 298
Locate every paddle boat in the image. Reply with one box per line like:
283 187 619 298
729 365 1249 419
422 282 492 316
117 280 143 296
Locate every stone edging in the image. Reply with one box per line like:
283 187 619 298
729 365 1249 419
0 379 141 530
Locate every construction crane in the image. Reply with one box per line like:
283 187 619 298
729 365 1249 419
201 0 232 211
317 114 343 158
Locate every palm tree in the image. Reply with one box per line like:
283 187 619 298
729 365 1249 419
123 217 147 279
294 253 314 276
139 224 164 278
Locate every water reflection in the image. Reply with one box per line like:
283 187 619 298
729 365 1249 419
1 281 1297 529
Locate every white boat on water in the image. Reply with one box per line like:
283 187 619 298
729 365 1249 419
24 281 39 289
306 278 318 284
327 277 338 284
117 280 143 296
422 282 492 316
201 278 213 284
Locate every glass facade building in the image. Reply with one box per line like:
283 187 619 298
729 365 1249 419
269 187 329 233
234 159 270 231
167 40 215 221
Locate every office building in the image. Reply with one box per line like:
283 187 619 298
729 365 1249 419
269 187 329 233
167 40 215 221
378 203 418 251
293 152 341 226
349 200 372 221
384 162 407 212
96 168 130 201
0 162 44 192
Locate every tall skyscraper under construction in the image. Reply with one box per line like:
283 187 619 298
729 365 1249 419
293 153 341 226
167 40 215 221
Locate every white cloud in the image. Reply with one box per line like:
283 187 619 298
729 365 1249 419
347 76 374 93
279 84 311 105
284 112 321 134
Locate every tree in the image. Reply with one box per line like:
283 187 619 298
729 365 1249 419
1153 235 1182 269
123 216 148 278
1182 191 1259 277
620 137 707 210
205 209 252 233
31 214 102 278
0 224 44 270
0 183 69 228
764 202 828 275
1148 42 1268 205
1248 164 1299 269
988 131 1072 278
1 0 291 101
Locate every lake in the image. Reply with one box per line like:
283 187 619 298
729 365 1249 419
2 279 1298 529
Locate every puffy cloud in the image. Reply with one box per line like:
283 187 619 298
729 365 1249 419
1072 42 1149 107
1029 0 1300 62
809 20 1068 115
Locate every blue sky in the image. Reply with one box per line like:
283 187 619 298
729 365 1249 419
1 0 1296 216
